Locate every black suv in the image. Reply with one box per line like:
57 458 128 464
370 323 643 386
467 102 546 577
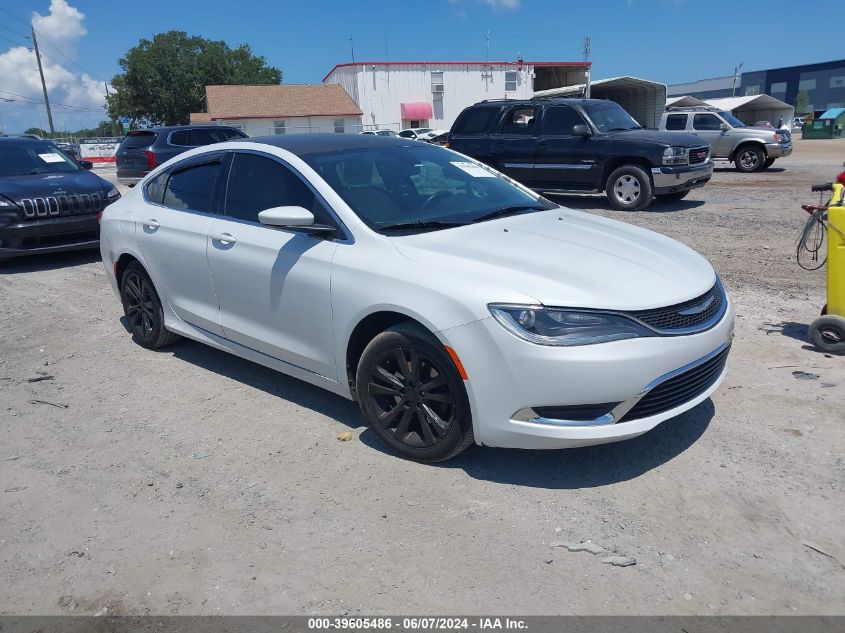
0 137 119 261
116 125 247 186
448 98 714 210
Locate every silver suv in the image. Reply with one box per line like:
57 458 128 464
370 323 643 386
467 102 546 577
659 106 792 173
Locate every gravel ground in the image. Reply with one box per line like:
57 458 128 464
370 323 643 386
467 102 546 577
1 139 844 616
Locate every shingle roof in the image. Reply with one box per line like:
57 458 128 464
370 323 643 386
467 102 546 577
189 112 212 123
203 84 362 119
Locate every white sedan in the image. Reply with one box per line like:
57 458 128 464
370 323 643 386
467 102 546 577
100 135 734 462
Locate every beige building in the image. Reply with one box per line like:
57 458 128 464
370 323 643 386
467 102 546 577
190 84 363 136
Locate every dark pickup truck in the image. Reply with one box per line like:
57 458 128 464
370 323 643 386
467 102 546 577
448 98 714 211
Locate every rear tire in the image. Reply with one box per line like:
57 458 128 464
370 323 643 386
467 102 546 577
808 315 845 355
655 190 691 202
356 322 474 462
120 261 181 349
735 146 765 172
606 165 653 211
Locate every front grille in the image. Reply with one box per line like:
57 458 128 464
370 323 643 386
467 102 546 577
625 281 725 333
622 345 730 421
688 147 709 164
20 193 107 220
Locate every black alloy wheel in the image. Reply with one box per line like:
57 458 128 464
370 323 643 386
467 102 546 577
356 323 474 461
120 261 181 349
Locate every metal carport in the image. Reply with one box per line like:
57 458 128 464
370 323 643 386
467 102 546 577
533 76 667 128
665 95 708 108
704 95 794 127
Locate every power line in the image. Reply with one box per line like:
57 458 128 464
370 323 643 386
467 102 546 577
0 89 104 112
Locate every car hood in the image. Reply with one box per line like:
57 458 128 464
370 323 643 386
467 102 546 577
0 170 112 201
733 126 780 140
389 209 715 311
607 128 706 148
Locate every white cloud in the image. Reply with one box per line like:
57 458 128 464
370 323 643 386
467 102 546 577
32 0 87 59
0 1 106 134
480 0 521 8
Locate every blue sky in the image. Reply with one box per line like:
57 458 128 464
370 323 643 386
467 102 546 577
0 0 840 132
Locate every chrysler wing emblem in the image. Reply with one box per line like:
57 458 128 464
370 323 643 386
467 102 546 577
677 295 715 316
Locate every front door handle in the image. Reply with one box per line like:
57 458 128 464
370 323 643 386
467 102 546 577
210 232 237 244
143 219 160 229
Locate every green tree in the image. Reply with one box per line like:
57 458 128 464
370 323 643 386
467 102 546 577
24 127 48 137
106 31 281 126
795 90 811 116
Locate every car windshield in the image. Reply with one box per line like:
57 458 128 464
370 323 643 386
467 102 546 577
719 111 746 128
303 144 556 233
0 142 80 177
581 102 642 132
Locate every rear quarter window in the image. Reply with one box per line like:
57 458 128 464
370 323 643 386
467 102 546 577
452 108 498 135
665 114 688 131
120 132 157 149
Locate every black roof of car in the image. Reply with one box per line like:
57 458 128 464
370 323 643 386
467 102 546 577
0 136 55 145
127 124 244 134
243 134 424 155
471 97 612 107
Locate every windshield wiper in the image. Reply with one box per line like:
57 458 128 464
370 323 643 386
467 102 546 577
379 220 468 233
471 205 547 223
607 126 641 131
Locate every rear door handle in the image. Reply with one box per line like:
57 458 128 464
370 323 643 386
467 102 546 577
210 232 237 244
143 219 160 229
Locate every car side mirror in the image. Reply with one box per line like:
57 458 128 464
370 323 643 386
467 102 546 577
719 123 729 132
257 206 336 235
80 160 93 170
571 124 591 137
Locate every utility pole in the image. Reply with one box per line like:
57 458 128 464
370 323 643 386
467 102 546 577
731 62 743 97
31 28 55 136
583 36 591 99
348 36 355 64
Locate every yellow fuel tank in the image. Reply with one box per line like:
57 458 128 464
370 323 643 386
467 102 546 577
828 183 845 317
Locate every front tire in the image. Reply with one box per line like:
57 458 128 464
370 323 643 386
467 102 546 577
655 190 691 202
606 165 653 211
120 261 181 349
735 146 765 172
808 315 845 355
762 158 776 169
356 322 474 462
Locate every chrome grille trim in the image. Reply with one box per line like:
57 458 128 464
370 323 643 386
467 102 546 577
623 278 727 335
18 192 109 220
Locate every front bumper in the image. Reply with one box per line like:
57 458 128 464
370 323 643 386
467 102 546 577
0 214 99 259
765 142 793 159
651 161 714 195
439 295 735 449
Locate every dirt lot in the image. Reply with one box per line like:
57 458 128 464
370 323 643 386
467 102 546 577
1 139 844 616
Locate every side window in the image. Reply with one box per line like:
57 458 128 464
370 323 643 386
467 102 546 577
541 106 586 135
398 130 415 138
223 128 248 140
500 106 537 135
504 71 518 92
452 108 497 134
665 114 688 131
191 129 220 145
162 162 221 212
144 171 168 204
169 130 191 146
224 153 330 224
693 114 723 131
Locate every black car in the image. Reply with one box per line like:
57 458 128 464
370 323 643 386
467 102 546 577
0 137 119 262
448 98 714 211
115 125 247 186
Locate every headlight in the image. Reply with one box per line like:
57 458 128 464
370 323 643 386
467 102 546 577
106 186 120 200
662 146 689 166
489 304 653 346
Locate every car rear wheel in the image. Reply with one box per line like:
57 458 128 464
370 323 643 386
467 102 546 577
120 261 181 349
735 146 765 172
655 190 691 202
356 322 474 462
606 165 653 211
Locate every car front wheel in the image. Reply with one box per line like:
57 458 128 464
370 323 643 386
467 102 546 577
606 165 653 211
735 146 765 172
120 261 181 349
356 322 474 462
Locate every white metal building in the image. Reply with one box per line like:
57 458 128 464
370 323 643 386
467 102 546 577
322 60 590 132
705 95 794 127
